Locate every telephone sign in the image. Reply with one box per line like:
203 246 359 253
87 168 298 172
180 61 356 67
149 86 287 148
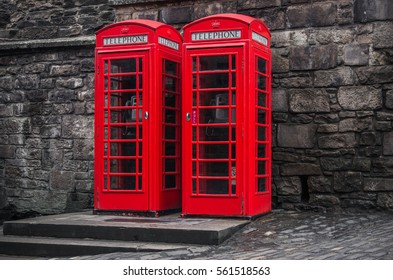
182 14 272 217
94 20 182 215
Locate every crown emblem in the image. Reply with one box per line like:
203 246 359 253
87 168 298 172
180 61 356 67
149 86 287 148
211 20 221 28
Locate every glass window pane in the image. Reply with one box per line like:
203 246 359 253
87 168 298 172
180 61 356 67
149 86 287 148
165 175 177 189
199 179 229 194
258 57 266 73
199 56 229 71
231 55 236 69
199 73 229 88
165 126 176 140
165 142 176 156
199 161 228 176
165 109 177 124
165 60 177 75
104 61 108 74
198 144 229 159
258 177 266 192
258 160 266 175
258 143 266 158
258 126 266 141
258 93 266 107
110 142 136 156
110 59 136 73
258 109 266 124
110 159 136 173
199 126 228 141
165 76 177 91
110 176 136 190
110 76 137 90
165 158 176 172
165 93 177 107
257 75 266 90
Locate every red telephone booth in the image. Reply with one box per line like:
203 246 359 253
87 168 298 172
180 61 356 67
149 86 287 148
182 14 272 217
94 20 182 215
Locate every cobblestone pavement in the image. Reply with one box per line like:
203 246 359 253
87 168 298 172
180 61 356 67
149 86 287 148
60 209 393 260
1 209 392 260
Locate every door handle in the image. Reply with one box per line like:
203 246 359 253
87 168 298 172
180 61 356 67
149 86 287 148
144 111 149 120
186 112 191 121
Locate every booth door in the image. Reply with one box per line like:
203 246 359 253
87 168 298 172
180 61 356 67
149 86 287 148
96 51 149 211
183 47 244 216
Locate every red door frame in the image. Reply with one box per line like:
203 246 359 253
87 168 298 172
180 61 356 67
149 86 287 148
94 50 150 211
182 45 245 216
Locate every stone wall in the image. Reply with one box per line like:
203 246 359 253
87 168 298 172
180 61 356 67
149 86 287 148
0 0 392 221
0 0 115 222
109 0 393 211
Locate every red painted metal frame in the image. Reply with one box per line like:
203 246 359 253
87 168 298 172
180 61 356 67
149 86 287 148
94 20 182 213
182 14 272 217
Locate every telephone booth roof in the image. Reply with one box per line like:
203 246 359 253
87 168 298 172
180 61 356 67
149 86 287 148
96 19 182 48
182 13 271 45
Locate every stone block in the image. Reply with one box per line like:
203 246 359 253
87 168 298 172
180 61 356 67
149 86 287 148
386 90 393 109
317 124 338 133
309 194 340 207
61 115 94 139
338 86 382 110
50 171 74 192
40 124 62 138
0 104 12 117
375 121 391 131
314 67 356 87
287 3 336 28
15 74 40 90
281 76 312 88
275 176 302 196
289 89 330 113
50 65 79 76
289 45 337 70
237 0 281 9
308 176 333 193
377 193 393 209
277 124 316 148
42 149 63 171
320 157 352 171
343 44 369 66
383 132 393 155
254 8 285 30
377 112 393 121
355 66 393 84
318 133 356 149
74 139 94 160
281 163 322 176
272 89 288 112
55 78 83 89
339 118 372 132
360 132 381 146
0 118 31 134
272 50 289 73
159 6 192 24
334 172 363 193
25 90 47 102
373 22 393 49
354 0 393 23
291 114 313 124
0 145 16 159
271 31 290 48
364 178 393 191
352 157 371 171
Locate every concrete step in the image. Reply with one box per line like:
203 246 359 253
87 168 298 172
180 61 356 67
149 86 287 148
3 212 249 246
0 231 193 257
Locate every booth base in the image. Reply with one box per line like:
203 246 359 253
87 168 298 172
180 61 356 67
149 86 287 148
0 211 249 257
